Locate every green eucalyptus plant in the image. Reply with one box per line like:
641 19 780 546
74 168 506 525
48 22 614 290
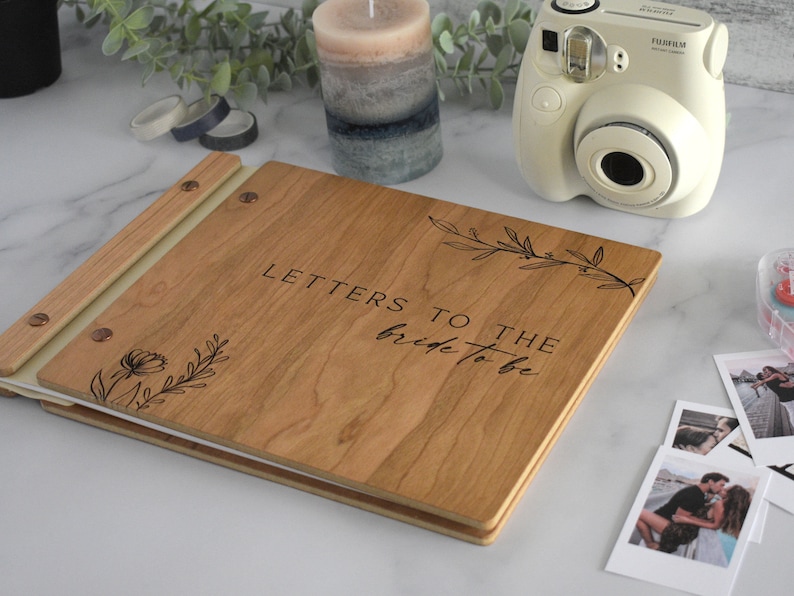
432 0 534 109
60 0 534 110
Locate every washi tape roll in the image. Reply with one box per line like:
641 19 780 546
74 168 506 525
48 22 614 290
199 110 259 150
171 95 232 142
129 95 188 141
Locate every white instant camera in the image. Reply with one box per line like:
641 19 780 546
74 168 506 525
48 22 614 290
513 0 729 217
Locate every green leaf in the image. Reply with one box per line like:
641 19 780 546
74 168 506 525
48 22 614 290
237 67 252 84
234 81 259 111
101 24 125 56
504 0 521 23
295 35 313 68
468 10 481 32
508 18 531 53
493 45 513 76
305 28 318 61
169 60 185 82
486 33 503 57
438 30 454 54
306 64 320 89
478 1 502 26
231 23 248 50
256 65 270 101
302 0 320 18
121 40 151 61
257 64 271 87
245 11 270 30
84 12 103 28
455 45 475 75
141 61 156 86
106 0 130 19
489 78 504 109
124 6 154 30
243 48 272 72
236 3 252 19
485 16 497 36
211 60 232 95
185 14 201 44
272 71 292 91
433 47 448 74
431 13 453 38
207 0 238 18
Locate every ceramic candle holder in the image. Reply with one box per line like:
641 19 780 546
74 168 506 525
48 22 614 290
313 0 443 185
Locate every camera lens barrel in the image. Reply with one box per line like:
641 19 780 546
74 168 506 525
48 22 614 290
576 122 673 208
573 84 711 210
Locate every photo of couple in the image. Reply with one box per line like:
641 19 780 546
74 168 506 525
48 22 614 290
671 411 738 455
633 471 751 567
724 358 794 439
608 404 772 595
750 365 794 430
714 350 794 467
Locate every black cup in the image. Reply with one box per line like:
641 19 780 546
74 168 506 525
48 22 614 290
0 0 62 98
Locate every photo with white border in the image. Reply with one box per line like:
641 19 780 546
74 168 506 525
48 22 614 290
607 447 771 595
713 349 794 466
664 401 739 459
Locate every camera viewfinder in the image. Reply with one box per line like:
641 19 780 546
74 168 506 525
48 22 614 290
542 30 559 52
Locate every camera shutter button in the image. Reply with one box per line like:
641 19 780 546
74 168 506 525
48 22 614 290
552 0 599 13
532 86 563 112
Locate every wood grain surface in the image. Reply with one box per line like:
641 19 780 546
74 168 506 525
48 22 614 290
35 160 661 537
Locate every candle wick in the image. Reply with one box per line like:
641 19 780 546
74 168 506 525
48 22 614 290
369 0 374 18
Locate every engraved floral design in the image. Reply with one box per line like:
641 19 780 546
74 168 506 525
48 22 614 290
117 349 168 378
430 216 645 297
90 334 229 411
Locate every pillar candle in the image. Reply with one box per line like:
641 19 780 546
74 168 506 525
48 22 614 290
313 0 443 185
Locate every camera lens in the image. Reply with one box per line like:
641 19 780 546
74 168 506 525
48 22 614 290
575 121 673 208
601 152 644 186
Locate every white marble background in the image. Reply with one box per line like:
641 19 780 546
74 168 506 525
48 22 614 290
1 5 794 596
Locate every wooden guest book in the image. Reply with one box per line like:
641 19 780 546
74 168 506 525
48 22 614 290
0 152 661 544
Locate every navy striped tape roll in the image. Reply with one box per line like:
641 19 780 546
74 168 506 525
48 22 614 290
199 110 259 151
171 95 231 142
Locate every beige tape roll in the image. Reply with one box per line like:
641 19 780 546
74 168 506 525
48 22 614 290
129 96 188 141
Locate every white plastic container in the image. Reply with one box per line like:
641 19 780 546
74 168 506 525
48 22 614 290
757 248 794 358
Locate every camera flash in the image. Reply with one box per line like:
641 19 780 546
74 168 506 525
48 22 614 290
566 30 592 82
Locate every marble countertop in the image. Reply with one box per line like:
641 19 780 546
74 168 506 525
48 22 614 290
2 11 793 596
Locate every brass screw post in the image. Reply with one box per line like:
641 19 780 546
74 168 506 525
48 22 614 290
181 180 200 191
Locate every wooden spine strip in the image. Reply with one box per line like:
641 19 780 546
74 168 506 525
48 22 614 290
0 152 241 377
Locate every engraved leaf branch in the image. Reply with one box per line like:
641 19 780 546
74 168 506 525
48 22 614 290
90 334 230 411
430 217 645 297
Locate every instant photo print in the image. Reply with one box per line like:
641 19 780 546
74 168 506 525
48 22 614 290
714 349 794 466
664 401 740 458
607 447 770 595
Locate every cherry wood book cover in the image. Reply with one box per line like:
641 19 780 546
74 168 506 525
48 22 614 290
29 159 661 543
